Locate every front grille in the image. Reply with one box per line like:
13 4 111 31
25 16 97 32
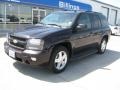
9 35 27 49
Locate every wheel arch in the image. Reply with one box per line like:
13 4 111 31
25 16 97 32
103 35 109 42
51 42 73 58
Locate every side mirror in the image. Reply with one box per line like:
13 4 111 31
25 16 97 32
76 24 87 30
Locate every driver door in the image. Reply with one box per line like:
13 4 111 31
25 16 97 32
72 13 94 53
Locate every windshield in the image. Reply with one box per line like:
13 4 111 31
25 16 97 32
40 12 77 28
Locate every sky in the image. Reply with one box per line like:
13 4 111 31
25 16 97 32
98 0 120 8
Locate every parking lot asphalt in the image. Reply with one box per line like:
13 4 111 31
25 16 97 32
0 35 120 90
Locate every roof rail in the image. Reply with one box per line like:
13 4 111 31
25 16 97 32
85 11 102 14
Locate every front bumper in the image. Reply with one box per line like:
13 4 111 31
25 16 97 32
4 42 51 65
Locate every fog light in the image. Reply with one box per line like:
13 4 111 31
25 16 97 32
31 57 37 61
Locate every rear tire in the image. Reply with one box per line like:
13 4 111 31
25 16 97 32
48 46 69 73
98 38 107 54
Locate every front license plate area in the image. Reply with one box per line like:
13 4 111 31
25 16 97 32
9 49 15 58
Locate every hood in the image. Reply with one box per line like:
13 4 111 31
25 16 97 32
13 26 62 39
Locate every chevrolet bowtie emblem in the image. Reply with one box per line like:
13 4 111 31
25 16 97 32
13 39 18 44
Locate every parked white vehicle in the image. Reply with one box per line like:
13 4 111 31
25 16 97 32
109 25 120 35
0 18 5 22
0 18 10 22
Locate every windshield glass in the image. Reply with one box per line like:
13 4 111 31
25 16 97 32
40 12 77 28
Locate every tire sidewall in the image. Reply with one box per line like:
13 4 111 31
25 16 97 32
99 38 107 54
49 46 69 73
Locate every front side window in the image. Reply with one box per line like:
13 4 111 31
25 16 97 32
40 12 77 28
78 13 91 30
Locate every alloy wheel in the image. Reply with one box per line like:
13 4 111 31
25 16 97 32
54 51 68 70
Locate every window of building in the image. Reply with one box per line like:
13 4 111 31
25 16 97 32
32 9 46 24
40 10 46 20
109 9 117 25
19 5 32 23
78 13 91 30
6 3 19 23
101 6 109 20
46 9 54 15
0 3 5 23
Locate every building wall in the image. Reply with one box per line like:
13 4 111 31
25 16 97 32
75 0 120 25
1 0 120 31
0 0 92 31
117 11 120 25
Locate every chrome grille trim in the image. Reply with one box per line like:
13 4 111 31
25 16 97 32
9 35 27 49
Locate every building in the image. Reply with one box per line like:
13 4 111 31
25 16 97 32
0 0 120 32
75 0 120 26
0 0 92 31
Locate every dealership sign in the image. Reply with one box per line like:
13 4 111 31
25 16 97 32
6 0 20 2
2 0 92 11
59 1 80 10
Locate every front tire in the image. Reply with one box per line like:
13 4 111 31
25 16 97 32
98 38 107 54
48 46 69 73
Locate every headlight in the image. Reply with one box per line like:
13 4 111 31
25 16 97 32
26 39 44 50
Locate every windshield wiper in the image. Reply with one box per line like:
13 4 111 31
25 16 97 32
47 24 62 28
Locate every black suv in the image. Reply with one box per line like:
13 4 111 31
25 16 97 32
4 11 111 73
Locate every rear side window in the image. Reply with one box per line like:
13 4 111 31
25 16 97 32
91 14 101 29
78 13 91 30
98 14 109 28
